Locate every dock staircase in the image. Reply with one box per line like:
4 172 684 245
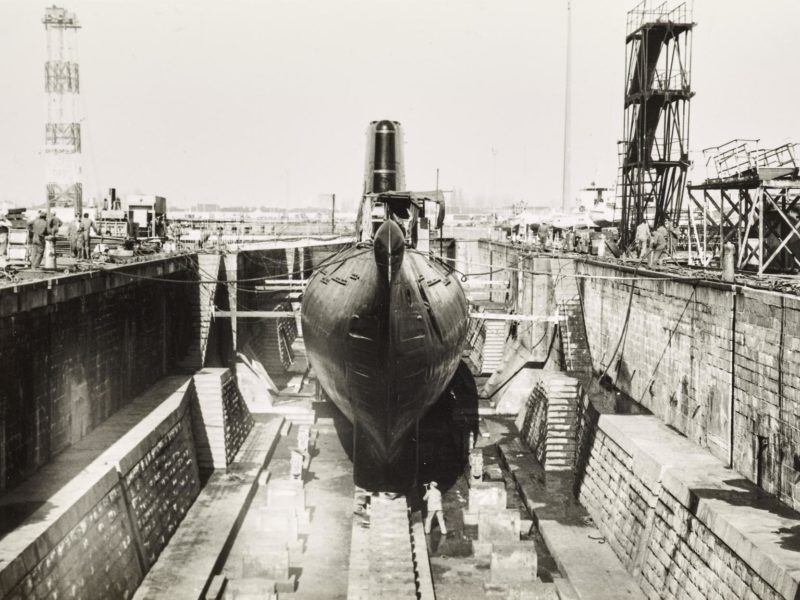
464 303 508 375
517 373 583 472
550 259 592 375
179 253 221 370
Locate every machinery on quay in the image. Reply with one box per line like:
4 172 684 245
302 121 469 491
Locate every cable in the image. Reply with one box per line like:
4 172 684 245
598 257 644 382
104 247 370 286
434 254 704 282
637 287 697 403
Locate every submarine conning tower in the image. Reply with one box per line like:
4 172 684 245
363 120 405 194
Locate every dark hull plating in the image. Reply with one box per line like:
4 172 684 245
301 246 468 487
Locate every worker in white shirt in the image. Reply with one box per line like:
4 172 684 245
423 481 447 535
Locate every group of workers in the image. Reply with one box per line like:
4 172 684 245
634 219 679 266
25 211 98 268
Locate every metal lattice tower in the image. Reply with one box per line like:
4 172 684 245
43 6 83 212
617 1 694 247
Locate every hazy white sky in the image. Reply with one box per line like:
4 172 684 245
0 0 799 211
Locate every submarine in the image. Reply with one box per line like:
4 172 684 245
301 120 469 491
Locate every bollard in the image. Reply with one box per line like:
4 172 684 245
722 242 735 283
44 236 57 270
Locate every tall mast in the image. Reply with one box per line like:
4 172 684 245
560 0 572 212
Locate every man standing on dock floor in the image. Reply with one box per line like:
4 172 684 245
424 481 447 535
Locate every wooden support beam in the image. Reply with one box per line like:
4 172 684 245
461 280 509 290
469 312 564 323
215 310 296 318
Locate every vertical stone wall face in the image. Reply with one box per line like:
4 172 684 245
122 406 200 567
574 410 786 600
476 241 519 306
4 478 142 600
732 290 800 505
518 386 548 465
221 374 254 466
643 489 782 600
518 256 555 363
579 263 733 460
236 249 299 376
574 421 657 573
0 267 194 491
0 380 203 600
579 260 800 509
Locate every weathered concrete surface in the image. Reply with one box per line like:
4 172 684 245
288 420 354 600
577 413 800 600
192 368 254 469
578 259 800 513
0 255 196 490
348 494 416 599
498 440 644 600
0 376 197 600
133 417 283 600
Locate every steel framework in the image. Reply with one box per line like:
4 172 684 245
617 0 694 247
686 140 800 275
43 6 83 211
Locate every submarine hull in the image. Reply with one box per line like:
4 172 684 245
302 244 468 490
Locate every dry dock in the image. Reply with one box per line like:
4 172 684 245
0 240 799 599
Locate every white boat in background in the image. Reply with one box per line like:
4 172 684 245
550 183 618 230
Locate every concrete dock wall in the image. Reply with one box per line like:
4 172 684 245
573 405 799 600
475 242 555 364
0 257 196 491
577 259 800 511
0 377 199 600
578 260 733 460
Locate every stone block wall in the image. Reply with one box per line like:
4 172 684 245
642 487 783 600
574 416 657 573
0 258 195 491
1 471 142 600
236 248 306 376
0 378 200 600
193 368 254 470
221 372 254 466
578 260 800 510
578 261 733 460
476 241 519 306
573 410 798 600
517 374 581 471
121 402 200 567
479 248 556 365
732 289 800 505
517 386 547 465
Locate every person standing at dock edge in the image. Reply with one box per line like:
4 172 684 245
423 481 447 535
650 221 675 266
80 213 95 259
635 218 651 259
28 211 48 269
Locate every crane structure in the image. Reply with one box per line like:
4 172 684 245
43 6 83 212
617 0 694 247
686 140 800 275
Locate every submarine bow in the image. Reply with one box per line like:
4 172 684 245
301 121 468 491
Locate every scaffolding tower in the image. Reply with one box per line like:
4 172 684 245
617 1 694 247
43 6 83 212
686 140 800 275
